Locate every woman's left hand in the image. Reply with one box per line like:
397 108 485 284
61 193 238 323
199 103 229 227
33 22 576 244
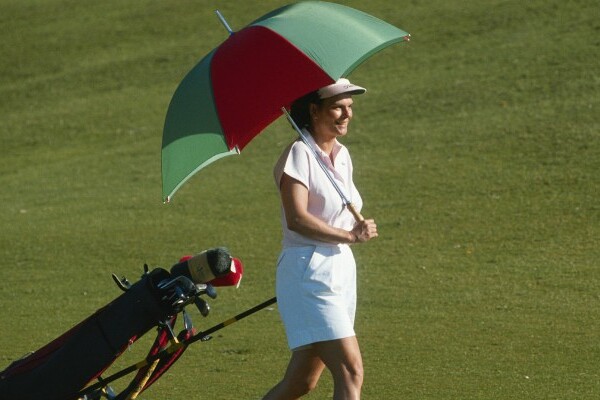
351 219 378 243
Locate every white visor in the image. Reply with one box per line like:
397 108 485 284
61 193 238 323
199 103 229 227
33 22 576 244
317 78 366 99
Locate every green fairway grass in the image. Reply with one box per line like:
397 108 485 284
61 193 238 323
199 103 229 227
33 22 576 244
1 0 598 398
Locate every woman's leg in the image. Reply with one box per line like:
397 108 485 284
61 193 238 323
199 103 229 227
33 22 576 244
262 347 326 400
263 337 363 400
313 337 363 400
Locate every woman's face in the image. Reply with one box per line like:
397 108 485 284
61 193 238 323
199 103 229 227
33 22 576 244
310 94 354 139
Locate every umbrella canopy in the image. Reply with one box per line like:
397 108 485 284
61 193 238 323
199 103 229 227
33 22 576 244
162 1 410 202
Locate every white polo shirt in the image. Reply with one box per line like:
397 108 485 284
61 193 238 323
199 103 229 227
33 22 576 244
273 130 362 248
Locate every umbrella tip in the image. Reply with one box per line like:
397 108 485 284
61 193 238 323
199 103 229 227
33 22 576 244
215 10 234 35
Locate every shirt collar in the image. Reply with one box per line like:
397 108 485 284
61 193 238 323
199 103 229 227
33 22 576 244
302 128 343 163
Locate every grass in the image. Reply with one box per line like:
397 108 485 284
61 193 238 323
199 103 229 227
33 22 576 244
0 0 598 398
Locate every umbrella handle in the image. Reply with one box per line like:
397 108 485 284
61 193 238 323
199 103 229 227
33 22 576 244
347 203 364 222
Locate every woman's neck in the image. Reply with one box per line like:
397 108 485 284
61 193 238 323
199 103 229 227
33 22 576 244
308 129 336 155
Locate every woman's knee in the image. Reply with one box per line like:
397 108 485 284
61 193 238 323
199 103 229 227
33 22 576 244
282 374 320 397
352 361 364 387
276 349 324 397
338 357 364 387
301 375 320 395
315 337 364 387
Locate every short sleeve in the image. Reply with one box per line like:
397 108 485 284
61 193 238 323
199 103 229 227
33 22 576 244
274 141 311 190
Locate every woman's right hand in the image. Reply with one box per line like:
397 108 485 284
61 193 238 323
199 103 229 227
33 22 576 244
351 219 378 243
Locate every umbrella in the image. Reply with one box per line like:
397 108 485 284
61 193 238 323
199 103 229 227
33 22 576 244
161 1 410 202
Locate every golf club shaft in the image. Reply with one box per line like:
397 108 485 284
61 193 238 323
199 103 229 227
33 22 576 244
77 297 277 397
282 107 365 222
186 296 277 345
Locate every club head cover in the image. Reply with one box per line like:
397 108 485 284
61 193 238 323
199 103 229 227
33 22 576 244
177 255 243 288
209 257 243 288
171 247 231 284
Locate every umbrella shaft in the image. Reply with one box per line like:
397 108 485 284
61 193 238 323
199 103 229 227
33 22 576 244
282 108 364 222
297 130 350 203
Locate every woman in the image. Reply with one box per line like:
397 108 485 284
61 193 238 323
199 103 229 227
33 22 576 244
263 79 378 400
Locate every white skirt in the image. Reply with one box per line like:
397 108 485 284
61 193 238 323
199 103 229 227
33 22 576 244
276 244 357 350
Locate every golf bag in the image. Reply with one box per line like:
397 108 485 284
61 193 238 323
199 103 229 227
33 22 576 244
0 248 241 400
